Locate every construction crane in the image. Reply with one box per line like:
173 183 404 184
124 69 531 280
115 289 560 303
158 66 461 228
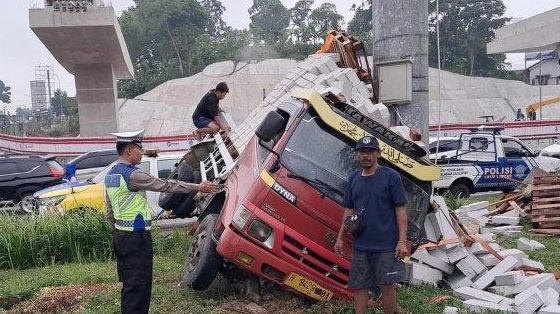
526 96 560 120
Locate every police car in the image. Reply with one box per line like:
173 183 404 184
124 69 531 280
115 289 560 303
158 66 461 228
434 127 560 197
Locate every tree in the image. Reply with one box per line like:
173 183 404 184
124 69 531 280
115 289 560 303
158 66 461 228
249 0 291 45
50 89 66 116
0 80 11 104
200 0 229 36
308 3 344 44
348 0 372 49
429 0 512 78
290 0 314 42
117 0 209 97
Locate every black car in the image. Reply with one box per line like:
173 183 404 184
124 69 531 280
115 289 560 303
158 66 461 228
0 155 64 213
66 149 119 180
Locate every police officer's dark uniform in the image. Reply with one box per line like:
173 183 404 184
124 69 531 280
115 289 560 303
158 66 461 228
105 130 211 313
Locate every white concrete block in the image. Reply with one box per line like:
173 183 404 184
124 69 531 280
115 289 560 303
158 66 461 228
495 271 526 286
463 299 515 313
473 256 518 290
491 215 520 225
544 288 560 307
540 305 560 313
488 274 557 297
478 249 526 267
448 273 474 289
502 209 521 217
411 248 454 274
531 239 546 250
455 286 513 304
522 258 545 271
432 196 459 248
457 259 479 280
458 201 489 212
443 306 458 314
468 243 487 255
409 262 443 286
424 213 440 242
518 237 534 251
447 246 469 264
477 253 500 267
430 248 451 264
492 226 523 237
515 286 545 314
302 72 318 83
457 254 488 279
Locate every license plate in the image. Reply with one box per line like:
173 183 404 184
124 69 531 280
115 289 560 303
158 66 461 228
283 273 333 301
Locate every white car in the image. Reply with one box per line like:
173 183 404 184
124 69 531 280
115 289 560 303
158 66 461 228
429 137 460 160
539 144 560 159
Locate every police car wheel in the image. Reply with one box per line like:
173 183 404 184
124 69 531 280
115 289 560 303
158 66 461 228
158 161 199 211
183 213 222 290
449 182 471 198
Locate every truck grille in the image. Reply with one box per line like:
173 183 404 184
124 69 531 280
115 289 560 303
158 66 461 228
282 234 349 286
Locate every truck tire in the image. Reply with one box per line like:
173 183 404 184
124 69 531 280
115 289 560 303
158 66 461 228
449 182 472 198
158 162 199 211
183 213 222 290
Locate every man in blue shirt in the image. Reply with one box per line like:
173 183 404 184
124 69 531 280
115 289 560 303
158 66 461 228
335 135 409 314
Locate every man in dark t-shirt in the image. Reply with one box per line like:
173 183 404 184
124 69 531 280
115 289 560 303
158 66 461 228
335 136 409 314
192 82 230 138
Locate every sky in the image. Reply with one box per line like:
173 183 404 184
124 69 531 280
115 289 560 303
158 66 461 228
1 0 560 113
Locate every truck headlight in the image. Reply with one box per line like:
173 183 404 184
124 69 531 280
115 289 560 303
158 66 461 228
248 219 274 249
232 204 252 229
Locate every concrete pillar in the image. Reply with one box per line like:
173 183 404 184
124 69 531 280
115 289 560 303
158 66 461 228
75 63 119 136
373 0 429 143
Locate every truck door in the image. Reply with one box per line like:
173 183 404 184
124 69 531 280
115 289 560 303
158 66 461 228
500 138 535 183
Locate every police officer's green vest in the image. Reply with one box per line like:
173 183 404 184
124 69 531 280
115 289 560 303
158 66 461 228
104 163 151 231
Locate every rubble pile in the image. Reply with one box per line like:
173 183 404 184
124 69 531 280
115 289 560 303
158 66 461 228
409 196 560 313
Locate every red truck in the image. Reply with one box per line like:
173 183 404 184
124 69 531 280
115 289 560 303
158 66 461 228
162 88 441 301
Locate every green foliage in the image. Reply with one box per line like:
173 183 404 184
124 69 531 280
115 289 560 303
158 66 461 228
442 191 466 211
249 0 291 45
429 0 515 78
348 0 372 49
0 80 11 104
308 3 344 43
0 210 181 270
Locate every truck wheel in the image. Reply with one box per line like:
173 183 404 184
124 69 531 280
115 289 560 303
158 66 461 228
183 213 222 290
449 182 472 198
158 162 199 211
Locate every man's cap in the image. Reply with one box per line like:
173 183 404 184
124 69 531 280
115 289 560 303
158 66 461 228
110 129 145 147
355 135 380 151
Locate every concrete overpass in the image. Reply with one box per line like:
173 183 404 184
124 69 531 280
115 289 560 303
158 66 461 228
488 7 560 54
29 0 133 136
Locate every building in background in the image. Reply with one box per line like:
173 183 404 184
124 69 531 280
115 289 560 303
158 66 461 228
30 80 48 111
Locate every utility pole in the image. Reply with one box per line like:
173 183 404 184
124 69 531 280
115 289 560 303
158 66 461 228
373 0 429 143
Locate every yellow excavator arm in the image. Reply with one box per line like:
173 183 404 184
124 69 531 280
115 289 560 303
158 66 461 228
526 96 560 120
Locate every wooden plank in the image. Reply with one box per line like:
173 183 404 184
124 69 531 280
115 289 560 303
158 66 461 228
533 176 560 185
488 193 522 208
533 190 560 198
533 217 560 223
530 208 560 217
532 184 560 191
536 221 560 229
533 196 560 204
530 228 560 235
532 203 560 210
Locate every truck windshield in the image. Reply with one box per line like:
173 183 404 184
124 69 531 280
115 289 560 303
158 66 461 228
281 109 431 238
281 111 357 204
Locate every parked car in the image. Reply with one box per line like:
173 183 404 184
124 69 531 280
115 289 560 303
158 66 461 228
539 144 560 159
0 155 64 213
33 152 183 216
66 149 119 180
429 136 460 160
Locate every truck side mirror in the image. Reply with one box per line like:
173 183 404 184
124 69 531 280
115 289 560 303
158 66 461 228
256 111 285 142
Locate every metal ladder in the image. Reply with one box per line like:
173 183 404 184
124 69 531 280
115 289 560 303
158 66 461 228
199 133 237 182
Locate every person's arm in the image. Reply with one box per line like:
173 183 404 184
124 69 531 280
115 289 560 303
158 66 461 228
104 190 116 231
335 175 355 256
395 206 408 258
391 172 409 258
128 170 219 193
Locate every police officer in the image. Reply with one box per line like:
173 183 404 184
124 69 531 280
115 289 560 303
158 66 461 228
105 130 219 314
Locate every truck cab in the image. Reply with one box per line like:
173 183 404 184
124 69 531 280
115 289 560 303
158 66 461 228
177 89 441 300
434 127 560 197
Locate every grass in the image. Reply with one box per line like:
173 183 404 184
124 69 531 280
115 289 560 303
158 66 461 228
0 210 186 270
